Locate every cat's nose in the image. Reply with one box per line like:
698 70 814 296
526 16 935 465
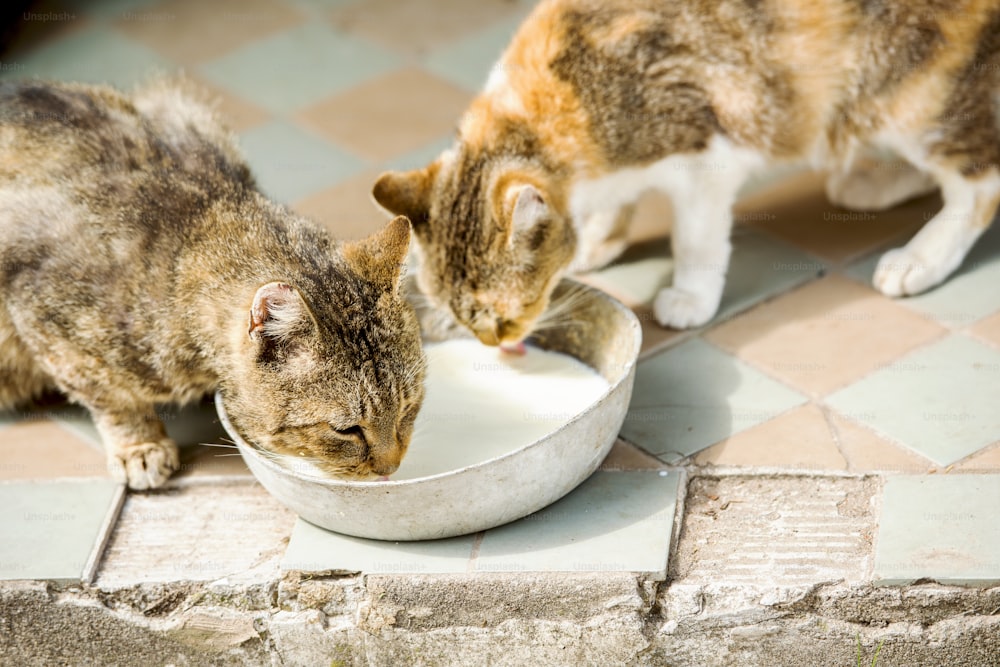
472 318 519 346
372 460 399 476
472 324 501 346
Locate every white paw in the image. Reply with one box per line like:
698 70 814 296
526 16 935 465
653 287 718 329
873 248 940 297
108 439 179 490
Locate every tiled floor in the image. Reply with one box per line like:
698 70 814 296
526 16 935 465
1 0 998 590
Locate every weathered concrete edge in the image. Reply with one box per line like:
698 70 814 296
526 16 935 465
2 573 999 666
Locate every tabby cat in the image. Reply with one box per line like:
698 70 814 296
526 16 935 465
373 0 1000 343
0 79 425 489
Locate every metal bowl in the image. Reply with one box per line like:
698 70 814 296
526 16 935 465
216 279 641 541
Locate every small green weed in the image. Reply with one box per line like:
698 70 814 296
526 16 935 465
856 633 885 667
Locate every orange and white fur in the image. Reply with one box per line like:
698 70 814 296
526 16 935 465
374 0 1000 342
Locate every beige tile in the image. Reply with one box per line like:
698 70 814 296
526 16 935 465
329 0 525 57
828 412 935 474
293 169 390 242
295 68 472 162
950 442 1000 472
113 0 305 66
968 310 1000 350
738 171 936 265
945 442 1000 473
185 74 271 133
693 404 847 470
704 274 946 396
599 439 668 471
0 419 107 480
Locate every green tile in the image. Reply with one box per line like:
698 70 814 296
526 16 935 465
198 22 401 114
844 219 1000 327
621 338 807 462
874 475 1000 586
826 334 1000 465
717 227 827 323
586 226 825 325
282 519 476 574
473 471 680 579
0 25 172 88
0 479 125 582
238 120 365 203
421 16 524 92
382 134 454 173
63 0 162 21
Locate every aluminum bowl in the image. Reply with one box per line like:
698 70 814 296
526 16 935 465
216 279 641 541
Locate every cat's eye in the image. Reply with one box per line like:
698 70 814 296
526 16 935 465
331 424 364 440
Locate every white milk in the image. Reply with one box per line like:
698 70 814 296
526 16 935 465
266 340 610 481
394 340 610 480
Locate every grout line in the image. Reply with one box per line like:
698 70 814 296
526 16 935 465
82 483 127 585
866 476 888 584
819 403 853 471
466 532 485 573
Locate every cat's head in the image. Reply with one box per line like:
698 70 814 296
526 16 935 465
372 149 576 346
223 216 426 480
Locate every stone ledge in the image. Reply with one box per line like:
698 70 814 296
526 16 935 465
2 575 1000 666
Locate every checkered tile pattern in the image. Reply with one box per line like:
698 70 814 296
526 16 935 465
1 0 998 585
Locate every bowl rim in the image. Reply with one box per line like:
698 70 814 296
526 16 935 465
215 280 642 489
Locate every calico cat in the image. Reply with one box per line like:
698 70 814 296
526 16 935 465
0 79 425 489
373 0 1000 343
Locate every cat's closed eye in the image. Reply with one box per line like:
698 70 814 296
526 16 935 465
330 424 364 440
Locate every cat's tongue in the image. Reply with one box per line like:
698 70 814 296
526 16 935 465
500 341 527 356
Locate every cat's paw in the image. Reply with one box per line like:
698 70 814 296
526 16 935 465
653 287 718 329
873 248 940 297
108 439 180 490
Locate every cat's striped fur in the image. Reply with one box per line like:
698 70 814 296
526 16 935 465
374 0 1000 341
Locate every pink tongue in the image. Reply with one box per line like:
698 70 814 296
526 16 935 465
500 341 527 356
378 476 390 482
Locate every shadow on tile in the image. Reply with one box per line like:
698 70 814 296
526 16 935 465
844 220 1000 329
622 338 806 463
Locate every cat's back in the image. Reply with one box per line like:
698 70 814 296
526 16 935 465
0 80 254 283
0 79 248 181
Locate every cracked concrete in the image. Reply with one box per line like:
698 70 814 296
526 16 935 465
3 474 999 666
3 574 1000 665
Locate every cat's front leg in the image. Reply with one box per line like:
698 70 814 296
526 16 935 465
653 208 732 330
91 405 179 490
874 168 1000 297
653 150 749 329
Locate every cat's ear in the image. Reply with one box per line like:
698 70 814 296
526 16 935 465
510 184 548 233
341 216 411 293
372 166 435 227
498 183 550 245
248 282 313 342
